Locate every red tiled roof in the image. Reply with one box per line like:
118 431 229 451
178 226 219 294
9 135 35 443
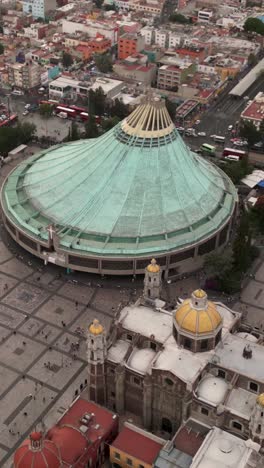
174 426 205 457
111 427 163 464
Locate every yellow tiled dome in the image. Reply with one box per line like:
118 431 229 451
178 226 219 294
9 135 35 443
89 319 104 335
175 290 222 335
146 258 160 273
257 393 264 407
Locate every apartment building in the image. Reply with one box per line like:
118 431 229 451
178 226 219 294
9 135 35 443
23 0 57 19
157 62 195 90
118 33 145 60
8 62 41 90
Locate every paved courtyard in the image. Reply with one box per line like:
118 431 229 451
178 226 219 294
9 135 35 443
0 249 140 467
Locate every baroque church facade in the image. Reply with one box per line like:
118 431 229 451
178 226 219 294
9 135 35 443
86 259 264 449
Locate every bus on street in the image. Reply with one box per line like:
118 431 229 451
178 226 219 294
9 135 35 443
213 135 225 144
222 147 246 159
200 143 216 155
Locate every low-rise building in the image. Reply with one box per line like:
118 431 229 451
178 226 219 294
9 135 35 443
118 33 145 60
8 61 41 90
110 422 165 468
114 54 157 85
49 75 124 99
157 62 196 90
241 92 264 130
197 9 213 23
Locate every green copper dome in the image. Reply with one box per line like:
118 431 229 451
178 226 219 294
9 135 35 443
2 96 237 257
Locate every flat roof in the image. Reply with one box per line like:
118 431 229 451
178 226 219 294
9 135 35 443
229 58 264 97
215 333 264 382
119 305 172 343
241 169 264 188
191 427 258 468
111 426 163 464
241 95 264 121
225 387 256 421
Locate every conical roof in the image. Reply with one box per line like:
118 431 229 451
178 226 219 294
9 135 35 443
2 94 237 257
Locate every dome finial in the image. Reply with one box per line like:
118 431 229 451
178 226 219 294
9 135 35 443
89 318 104 335
146 258 160 273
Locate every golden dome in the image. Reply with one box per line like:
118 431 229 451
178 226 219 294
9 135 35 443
147 258 160 273
193 289 206 298
89 319 104 335
257 394 264 407
175 293 222 335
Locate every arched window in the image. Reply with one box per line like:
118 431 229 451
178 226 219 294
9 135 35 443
161 417 172 433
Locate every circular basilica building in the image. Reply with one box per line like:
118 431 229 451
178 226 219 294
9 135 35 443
1 95 238 277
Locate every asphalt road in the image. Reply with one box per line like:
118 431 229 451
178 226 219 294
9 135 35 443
184 75 264 152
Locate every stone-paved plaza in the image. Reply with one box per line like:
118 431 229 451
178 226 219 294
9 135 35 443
0 156 264 467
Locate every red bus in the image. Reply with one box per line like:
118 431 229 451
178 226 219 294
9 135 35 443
70 105 87 115
80 112 89 121
222 147 246 159
39 100 59 107
0 114 18 127
55 106 77 118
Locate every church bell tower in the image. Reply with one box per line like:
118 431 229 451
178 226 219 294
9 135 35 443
144 258 162 300
86 319 107 405
249 393 264 448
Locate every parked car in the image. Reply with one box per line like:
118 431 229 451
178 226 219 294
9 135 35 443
11 90 24 96
198 132 206 137
22 110 29 116
228 125 233 131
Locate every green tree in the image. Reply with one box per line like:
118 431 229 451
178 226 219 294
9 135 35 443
233 213 251 271
240 121 260 147
0 43 4 55
259 119 264 138
85 114 99 138
88 87 106 116
247 52 258 67
62 51 73 69
68 121 80 141
94 0 104 7
169 13 189 23
244 17 264 36
39 103 53 136
165 97 177 120
0 122 36 155
101 115 120 131
94 53 113 73
205 250 233 278
109 98 129 119
39 103 53 118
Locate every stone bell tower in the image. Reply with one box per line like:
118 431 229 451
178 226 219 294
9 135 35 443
249 393 264 448
144 258 162 300
86 319 107 405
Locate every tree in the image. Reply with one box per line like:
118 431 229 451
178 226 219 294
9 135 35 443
85 114 99 138
68 121 80 141
101 115 120 131
165 98 177 120
259 119 264 139
0 122 36 155
240 121 260 147
88 87 106 116
62 51 73 69
109 98 129 119
169 13 189 23
0 43 4 55
205 250 233 278
39 103 53 118
39 103 53 136
247 53 258 67
94 0 104 7
244 17 264 36
233 213 251 271
94 53 113 73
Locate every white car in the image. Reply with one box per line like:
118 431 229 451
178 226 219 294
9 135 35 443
198 132 206 137
11 90 24 96
22 110 29 116
228 125 233 131
24 104 31 109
